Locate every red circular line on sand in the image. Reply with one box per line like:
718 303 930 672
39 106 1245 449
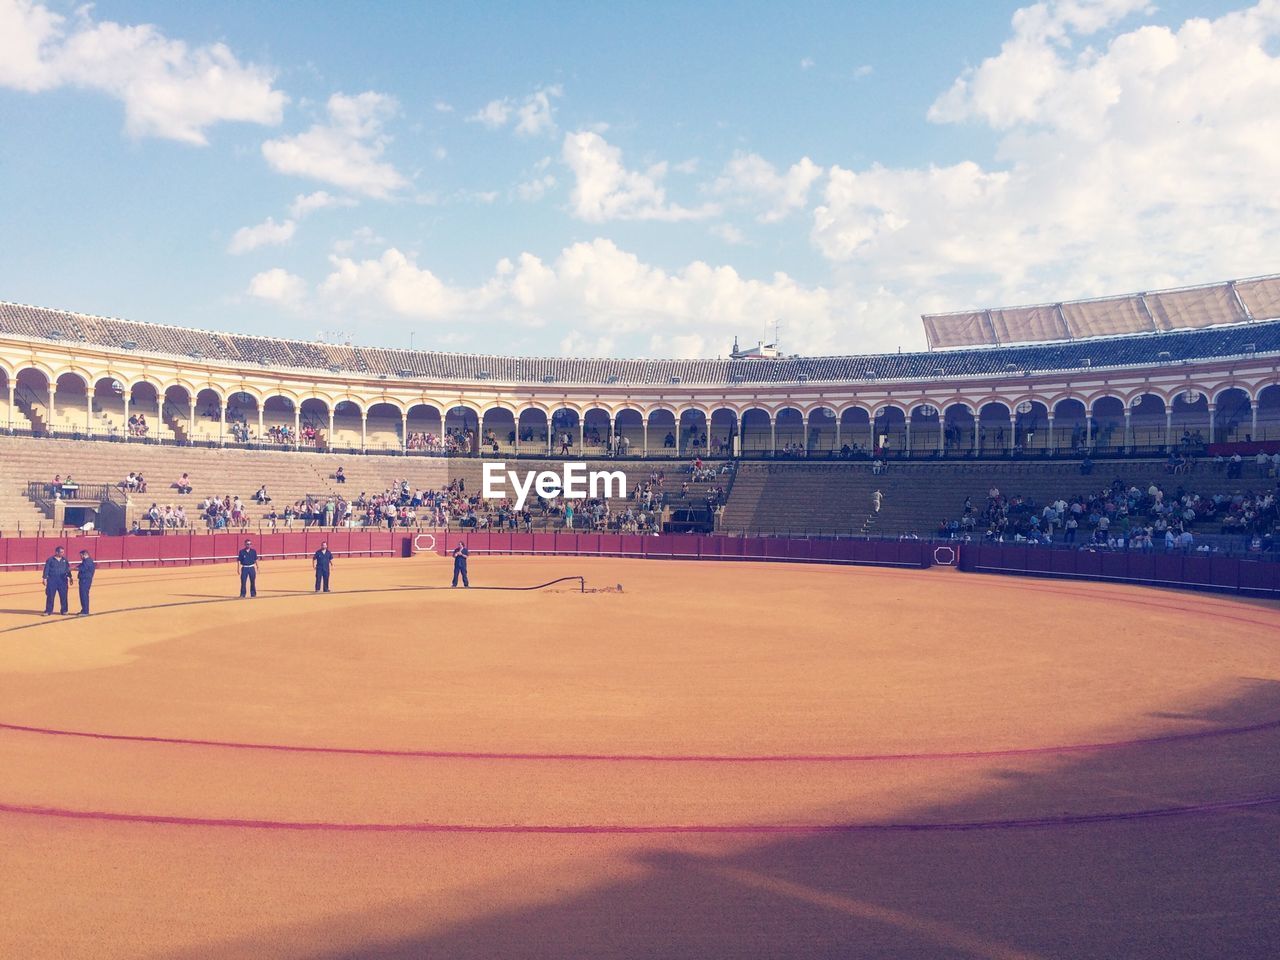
2 717 1278 763
2 796 1278 834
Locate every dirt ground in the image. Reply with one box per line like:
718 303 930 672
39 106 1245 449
1 554 1278 959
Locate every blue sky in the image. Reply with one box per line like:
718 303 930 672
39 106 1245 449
1 0 1274 358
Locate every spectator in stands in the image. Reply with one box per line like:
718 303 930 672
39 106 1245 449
175 472 193 495
335 466 346 484
254 485 271 504
872 489 883 513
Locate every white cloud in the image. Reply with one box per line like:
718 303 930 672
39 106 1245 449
711 223 748 245
517 173 557 201
288 190 356 218
228 216 296 254
559 331 616 356
469 85 562 136
854 64 875 78
433 99 453 113
469 98 511 129
800 57 815 70
0 0 285 144
563 131 718 222
811 0 1280 319
713 152 824 222
317 238 868 354
262 91 407 198
247 267 306 307
514 84 561 136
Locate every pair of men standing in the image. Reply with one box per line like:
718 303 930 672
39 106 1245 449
41 546 94 616
236 538 334 597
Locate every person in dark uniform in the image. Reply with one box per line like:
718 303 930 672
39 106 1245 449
237 538 259 598
77 549 96 616
313 540 334 593
42 545 73 616
451 541 469 588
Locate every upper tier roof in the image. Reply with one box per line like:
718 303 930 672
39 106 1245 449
2 299 1277 386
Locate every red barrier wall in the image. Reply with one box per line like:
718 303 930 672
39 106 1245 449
960 543 1280 597
0 530 405 571
428 530 935 569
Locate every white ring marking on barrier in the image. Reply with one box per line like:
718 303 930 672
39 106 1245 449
413 533 437 554
933 546 957 566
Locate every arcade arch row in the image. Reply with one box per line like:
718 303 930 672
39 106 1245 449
1 363 1277 457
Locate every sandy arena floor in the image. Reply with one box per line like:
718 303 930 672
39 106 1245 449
1 554 1278 959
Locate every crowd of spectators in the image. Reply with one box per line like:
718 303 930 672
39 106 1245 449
938 475 1279 555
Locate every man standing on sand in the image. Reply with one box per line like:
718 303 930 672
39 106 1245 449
451 540 470 588
237 538 259 598
313 540 334 593
77 549 96 616
42 545 72 616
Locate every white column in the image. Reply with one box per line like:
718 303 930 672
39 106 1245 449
937 414 945 456
1046 415 1055 454
257 405 264 444
218 396 224 446
1086 411 1093 448
972 415 981 455
868 416 875 454
1251 402 1258 440
547 417 554 455
834 416 841 451
1008 417 1016 454
1124 409 1132 451
360 413 367 452
296 407 303 450
514 414 521 454
904 418 911 458
328 408 335 449
86 394 93 435
401 410 408 454
7 382 14 432
124 393 131 443
674 417 681 457
578 418 584 453
643 418 649 458
770 416 777 456
49 384 57 431
189 398 197 444
1208 404 1215 444
1165 409 1173 450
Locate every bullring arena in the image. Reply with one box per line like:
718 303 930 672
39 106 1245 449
1 278 1280 958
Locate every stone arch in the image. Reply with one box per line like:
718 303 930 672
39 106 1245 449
738 405 772 456
1052 397 1088 452
838 404 872 457
517 405 551 453
1010 398 1050 453
1169 387 1209 450
610 406 644 457
581 404 612 453
405 402 443 453
444 404 479 455
1213 385 1252 444
51 371 91 435
365 400 403 452
1255 382 1280 443
1089 394 1126 452
806 404 838 456
941 401 975 455
870 403 906 457
771 405 805 457
677 406 710 455
477 403 515 454
908 401 942 458
976 400 1012 455
645 406 678 457
707 405 739 457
